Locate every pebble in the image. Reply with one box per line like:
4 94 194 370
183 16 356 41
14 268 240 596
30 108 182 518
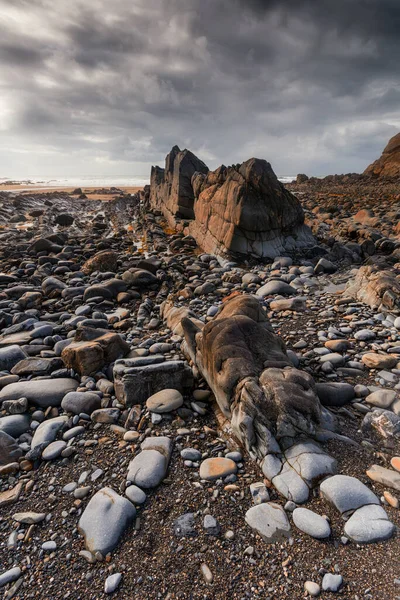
105 573 122 594
304 581 321 597
200 563 213 584
322 573 343 593
292 507 331 539
199 457 237 481
125 485 147 505
146 389 183 413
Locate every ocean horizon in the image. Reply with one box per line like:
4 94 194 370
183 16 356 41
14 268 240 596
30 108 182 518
0 174 297 190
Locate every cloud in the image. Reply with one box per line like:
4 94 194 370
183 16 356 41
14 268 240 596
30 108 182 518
0 0 399 178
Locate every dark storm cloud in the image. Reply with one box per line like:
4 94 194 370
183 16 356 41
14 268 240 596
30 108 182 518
0 0 399 178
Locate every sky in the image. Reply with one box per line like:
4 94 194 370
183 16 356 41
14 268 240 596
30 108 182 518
0 0 399 180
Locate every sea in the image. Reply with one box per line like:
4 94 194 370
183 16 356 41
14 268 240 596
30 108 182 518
0 175 296 191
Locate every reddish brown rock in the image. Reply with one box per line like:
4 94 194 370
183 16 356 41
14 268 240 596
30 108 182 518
190 158 314 259
364 133 400 178
149 146 315 260
82 250 118 274
62 331 129 375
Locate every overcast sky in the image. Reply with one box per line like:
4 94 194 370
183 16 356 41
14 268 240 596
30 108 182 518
0 0 399 179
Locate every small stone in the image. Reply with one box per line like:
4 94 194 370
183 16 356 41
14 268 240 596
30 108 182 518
181 448 202 461
391 456 400 473
203 515 220 536
383 490 399 508
123 431 140 442
105 573 122 594
322 573 343 593
42 440 67 460
146 389 183 413
174 513 196 537
292 508 331 539
42 541 57 552
250 482 270 505
200 563 213 584
199 457 237 481
245 503 291 543
125 485 147 505
304 581 321 597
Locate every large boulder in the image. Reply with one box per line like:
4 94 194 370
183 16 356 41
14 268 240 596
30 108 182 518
190 158 315 259
364 132 400 177
149 146 315 260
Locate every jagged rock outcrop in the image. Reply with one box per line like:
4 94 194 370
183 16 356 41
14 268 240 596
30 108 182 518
344 264 400 310
364 133 400 178
149 147 315 260
190 158 314 259
150 145 208 222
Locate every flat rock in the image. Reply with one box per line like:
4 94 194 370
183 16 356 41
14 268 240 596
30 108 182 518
199 457 237 481
146 388 183 413
292 507 331 539
256 280 297 297
365 389 397 409
362 353 397 369
245 502 291 543
0 378 78 408
320 474 379 516
0 481 23 508
61 391 102 415
344 504 395 543
13 511 46 524
78 487 136 554
42 440 67 460
366 464 400 491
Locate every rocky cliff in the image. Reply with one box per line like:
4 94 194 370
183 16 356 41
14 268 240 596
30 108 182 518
149 147 315 260
364 133 400 177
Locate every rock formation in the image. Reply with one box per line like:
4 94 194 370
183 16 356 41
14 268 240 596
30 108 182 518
344 264 400 310
149 147 315 260
364 132 400 177
181 295 325 459
149 145 208 222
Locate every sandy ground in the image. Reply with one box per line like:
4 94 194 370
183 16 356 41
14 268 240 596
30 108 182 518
0 185 143 201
